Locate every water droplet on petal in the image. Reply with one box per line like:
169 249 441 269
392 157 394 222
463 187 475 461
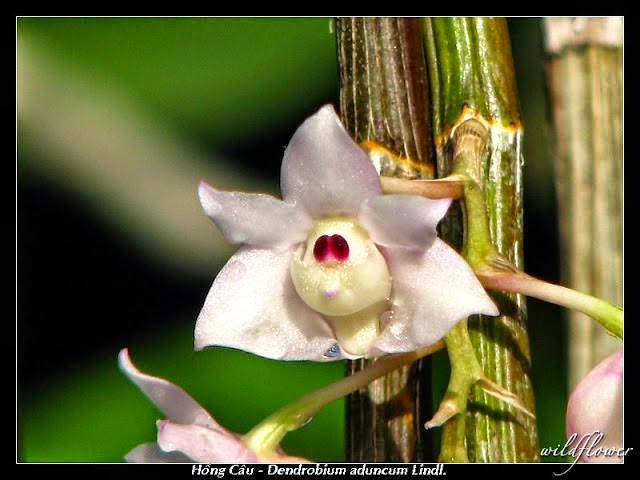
323 344 341 358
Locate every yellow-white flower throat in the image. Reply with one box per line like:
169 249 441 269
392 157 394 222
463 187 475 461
290 217 392 356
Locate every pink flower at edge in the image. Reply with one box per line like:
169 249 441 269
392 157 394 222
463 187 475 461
565 349 624 463
194 104 498 362
119 348 311 463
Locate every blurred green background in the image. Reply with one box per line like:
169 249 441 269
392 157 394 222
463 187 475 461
17 17 566 463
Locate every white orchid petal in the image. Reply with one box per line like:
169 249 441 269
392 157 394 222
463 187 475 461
125 442 193 463
156 420 258 463
373 240 499 352
280 104 381 217
566 349 623 462
118 349 220 430
195 247 340 361
198 181 311 248
359 194 453 249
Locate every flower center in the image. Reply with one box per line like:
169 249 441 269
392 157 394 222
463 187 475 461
313 234 350 262
290 217 392 356
290 215 391 315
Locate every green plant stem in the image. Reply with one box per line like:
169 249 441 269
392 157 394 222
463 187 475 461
423 17 539 462
427 320 535 462
434 321 478 462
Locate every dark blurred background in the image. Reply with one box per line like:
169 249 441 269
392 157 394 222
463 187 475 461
17 17 565 462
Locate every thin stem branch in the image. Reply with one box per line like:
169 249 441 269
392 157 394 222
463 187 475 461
243 341 445 456
380 171 623 339
380 176 464 199
478 271 623 340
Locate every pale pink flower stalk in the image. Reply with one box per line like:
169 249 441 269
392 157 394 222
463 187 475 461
565 349 624 463
195 104 498 361
119 349 311 463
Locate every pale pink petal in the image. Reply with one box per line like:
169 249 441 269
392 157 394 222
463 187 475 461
125 442 192 463
198 181 311 249
359 194 453 249
119 349 220 429
280 104 382 217
373 240 499 353
194 247 340 361
120 351 315 463
156 420 258 463
566 349 623 463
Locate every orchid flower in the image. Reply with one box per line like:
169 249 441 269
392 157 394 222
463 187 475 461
195 104 498 361
119 349 311 463
565 349 625 463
